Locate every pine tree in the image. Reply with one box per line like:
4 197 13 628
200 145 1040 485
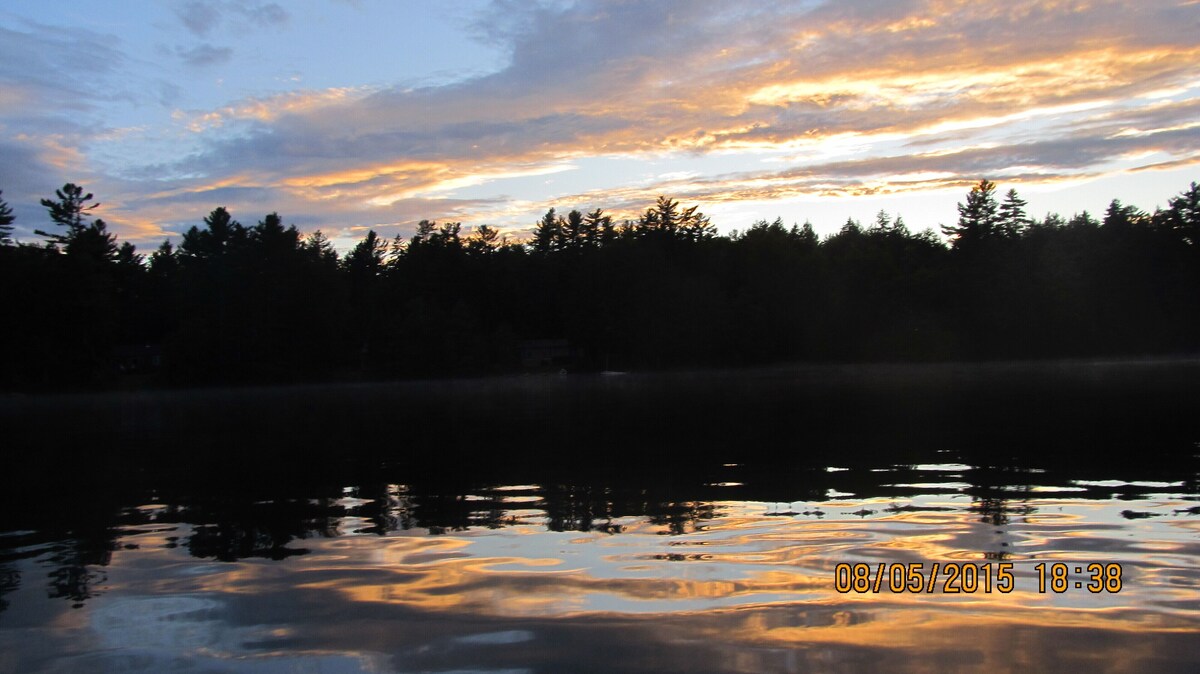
303 230 338 266
793 220 819 247
1166 181 1200 246
116 241 143 267
467 225 500 256
36 183 114 259
561 209 585 250
585 209 615 246
0 190 14 245
1067 211 1099 229
343 230 386 274
66 218 118 262
532 208 562 253
638 196 678 236
997 188 1029 238
639 196 712 242
180 207 244 260
1102 199 1144 230
943 179 1000 250
149 239 178 277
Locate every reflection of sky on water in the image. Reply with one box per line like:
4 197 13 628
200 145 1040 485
119 505 1195 613
2 470 1199 673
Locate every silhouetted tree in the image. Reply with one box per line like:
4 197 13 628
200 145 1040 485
0 190 13 245
36 184 117 262
149 239 177 274
36 184 98 248
179 206 246 261
532 208 562 254
1165 181 1200 246
1067 211 1099 229
561 209 585 251
467 225 501 256
343 229 387 366
343 230 386 275
1103 199 1143 231
583 208 611 248
837 216 863 238
638 196 714 242
5 177 1200 391
303 230 338 267
944 179 1000 250
998 188 1029 238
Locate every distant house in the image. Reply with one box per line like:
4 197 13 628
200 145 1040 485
114 344 163 374
518 339 577 370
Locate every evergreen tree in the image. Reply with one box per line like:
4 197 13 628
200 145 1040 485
1038 213 1066 230
180 207 244 260
1166 181 1200 246
432 221 462 249
251 212 298 252
585 208 614 247
467 225 500 256
1102 199 1144 230
943 179 1000 250
148 240 178 277
532 208 562 253
38 184 98 238
36 184 115 260
639 196 712 242
0 190 14 245
409 219 436 247
679 204 715 242
561 209 585 250
1067 211 1099 229
343 230 387 275
386 233 406 266
302 230 339 267
794 221 819 247
68 218 119 263
839 217 863 237
638 196 678 236
116 241 143 268
997 188 1029 238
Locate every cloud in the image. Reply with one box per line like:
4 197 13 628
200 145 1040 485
20 0 1200 244
0 138 77 240
0 22 126 114
174 1 289 37
241 2 288 28
176 1 222 37
176 43 234 68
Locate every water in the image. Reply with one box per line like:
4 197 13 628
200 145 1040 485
2 362 1198 672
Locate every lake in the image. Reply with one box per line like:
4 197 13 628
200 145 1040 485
2 361 1198 672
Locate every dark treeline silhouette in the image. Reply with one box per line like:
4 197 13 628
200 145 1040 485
2 180 1199 388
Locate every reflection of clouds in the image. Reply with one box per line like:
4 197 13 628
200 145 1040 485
93 595 227 651
161 493 1192 620
86 594 386 673
22 488 1197 672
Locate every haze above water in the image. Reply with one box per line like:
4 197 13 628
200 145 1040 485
2 361 1198 673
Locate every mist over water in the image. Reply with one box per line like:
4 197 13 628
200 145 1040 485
2 361 1198 673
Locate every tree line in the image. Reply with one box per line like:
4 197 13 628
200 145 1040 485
1 179 1198 389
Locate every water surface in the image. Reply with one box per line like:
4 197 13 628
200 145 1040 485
2 362 1198 672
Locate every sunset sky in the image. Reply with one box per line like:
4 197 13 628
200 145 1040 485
2 0 1198 250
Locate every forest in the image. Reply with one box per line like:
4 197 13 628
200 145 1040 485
1 178 1198 389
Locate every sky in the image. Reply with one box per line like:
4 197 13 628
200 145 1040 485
1 0 1199 250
